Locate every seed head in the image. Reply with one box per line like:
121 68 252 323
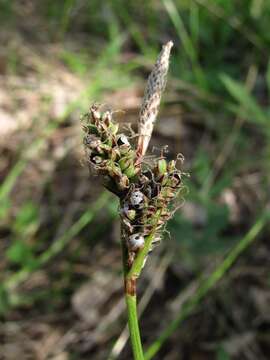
82 42 185 270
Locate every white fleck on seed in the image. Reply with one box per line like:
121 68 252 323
130 191 144 206
117 134 130 146
128 233 145 251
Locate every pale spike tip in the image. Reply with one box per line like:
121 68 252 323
164 40 174 50
136 40 174 158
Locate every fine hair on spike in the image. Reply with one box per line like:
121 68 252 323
137 41 173 158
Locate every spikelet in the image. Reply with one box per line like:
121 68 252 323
137 41 173 158
82 41 184 269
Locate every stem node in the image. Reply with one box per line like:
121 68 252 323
125 277 137 296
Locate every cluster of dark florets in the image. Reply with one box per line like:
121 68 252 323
82 104 139 195
82 104 183 267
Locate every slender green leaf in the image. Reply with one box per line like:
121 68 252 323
221 74 267 125
145 212 269 359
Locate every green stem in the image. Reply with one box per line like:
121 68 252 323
121 211 160 360
127 232 156 280
121 223 145 360
125 290 144 360
121 211 162 359
127 210 161 281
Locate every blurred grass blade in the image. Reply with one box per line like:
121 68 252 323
162 0 207 89
111 1 149 56
194 0 263 49
0 129 59 220
162 0 196 62
58 0 75 38
39 191 111 265
250 0 264 19
0 160 26 202
145 211 269 360
0 160 27 219
189 2 199 51
3 191 111 293
266 59 270 96
221 74 268 125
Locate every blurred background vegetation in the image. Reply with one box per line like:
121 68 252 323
0 0 270 359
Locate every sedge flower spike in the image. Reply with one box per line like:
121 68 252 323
82 41 184 360
137 41 173 158
82 41 181 269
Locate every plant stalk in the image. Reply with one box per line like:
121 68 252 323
121 212 162 359
121 228 144 359
125 281 144 360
